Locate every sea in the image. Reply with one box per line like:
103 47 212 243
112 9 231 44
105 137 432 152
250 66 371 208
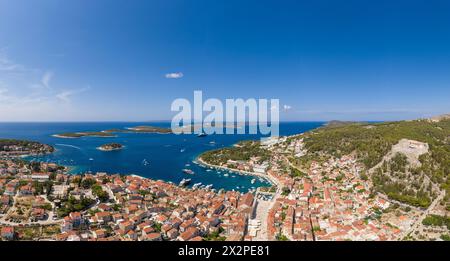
0 122 323 192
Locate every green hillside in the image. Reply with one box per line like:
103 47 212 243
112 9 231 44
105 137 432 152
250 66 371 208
302 118 450 208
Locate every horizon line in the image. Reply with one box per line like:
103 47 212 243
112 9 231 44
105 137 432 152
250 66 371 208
0 119 389 123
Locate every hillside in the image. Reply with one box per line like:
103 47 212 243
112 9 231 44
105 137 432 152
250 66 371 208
301 118 449 208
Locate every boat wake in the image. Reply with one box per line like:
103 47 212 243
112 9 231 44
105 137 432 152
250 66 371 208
55 144 83 150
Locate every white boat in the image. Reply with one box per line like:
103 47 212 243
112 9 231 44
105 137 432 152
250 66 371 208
192 183 202 189
251 179 256 184
223 173 229 177
182 169 195 175
180 148 186 152
179 178 191 187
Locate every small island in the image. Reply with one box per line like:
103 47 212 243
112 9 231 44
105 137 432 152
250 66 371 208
54 125 172 138
97 143 124 151
53 131 116 138
125 125 172 134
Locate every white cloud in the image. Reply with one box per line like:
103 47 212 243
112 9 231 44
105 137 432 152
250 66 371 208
0 51 93 121
283 105 292 111
41 71 54 88
56 86 90 103
0 87 11 102
0 55 26 73
165 72 184 79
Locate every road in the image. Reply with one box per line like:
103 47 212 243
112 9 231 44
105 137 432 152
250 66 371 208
396 190 446 240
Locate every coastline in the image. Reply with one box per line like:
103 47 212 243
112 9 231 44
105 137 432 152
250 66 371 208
52 134 118 139
52 134 78 139
195 156 279 188
124 127 172 134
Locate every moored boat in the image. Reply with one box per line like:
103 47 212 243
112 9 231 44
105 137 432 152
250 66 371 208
179 178 191 187
182 169 195 175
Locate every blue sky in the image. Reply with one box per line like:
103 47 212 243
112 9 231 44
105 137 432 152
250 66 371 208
0 0 449 121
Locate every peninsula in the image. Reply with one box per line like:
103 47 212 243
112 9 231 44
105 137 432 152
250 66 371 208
0 139 54 157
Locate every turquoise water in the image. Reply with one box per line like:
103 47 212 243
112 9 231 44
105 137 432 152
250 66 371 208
0 122 323 192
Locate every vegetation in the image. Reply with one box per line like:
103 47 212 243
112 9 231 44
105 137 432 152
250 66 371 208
372 163 433 208
303 119 449 171
57 196 95 217
276 234 289 241
81 178 96 189
98 143 123 151
0 139 54 153
203 227 226 241
289 167 306 178
124 126 172 134
303 119 450 208
32 180 53 196
199 140 271 165
55 131 116 138
422 215 450 229
281 187 291 196
91 184 109 202
55 125 172 139
440 234 450 241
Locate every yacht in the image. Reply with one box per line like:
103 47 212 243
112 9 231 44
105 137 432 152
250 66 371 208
182 169 195 175
192 183 202 189
179 178 191 187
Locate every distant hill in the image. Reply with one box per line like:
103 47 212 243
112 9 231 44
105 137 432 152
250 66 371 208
428 113 450 122
325 120 363 127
